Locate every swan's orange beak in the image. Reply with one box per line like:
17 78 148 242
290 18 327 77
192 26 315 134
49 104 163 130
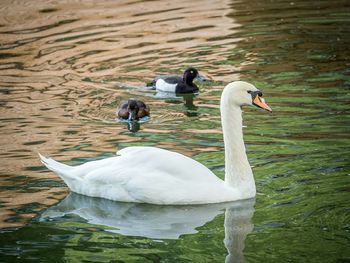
253 95 272 112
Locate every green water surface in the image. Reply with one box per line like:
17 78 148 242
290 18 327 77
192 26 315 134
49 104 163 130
0 0 349 262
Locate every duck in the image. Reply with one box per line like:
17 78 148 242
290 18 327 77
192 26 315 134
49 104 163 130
151 67 205 93
117 99 150 121
39 81 272 205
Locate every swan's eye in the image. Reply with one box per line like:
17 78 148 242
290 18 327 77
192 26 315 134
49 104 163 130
247 90 252 94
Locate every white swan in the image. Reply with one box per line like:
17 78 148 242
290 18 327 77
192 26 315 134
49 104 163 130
39 81 272 205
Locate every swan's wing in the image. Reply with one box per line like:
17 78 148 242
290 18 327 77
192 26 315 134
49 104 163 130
116 146 217 181
70 147 214 183
81 147 222 204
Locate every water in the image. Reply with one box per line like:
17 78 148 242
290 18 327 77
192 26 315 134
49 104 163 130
0 0 349 262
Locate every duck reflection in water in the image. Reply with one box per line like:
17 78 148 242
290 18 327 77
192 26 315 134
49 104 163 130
181 93 198 117
156 92 198 117
40 193 255 263
126 121 141 132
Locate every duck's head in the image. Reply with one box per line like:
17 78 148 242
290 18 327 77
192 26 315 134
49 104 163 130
226 81 272 112
183 68 199 84
127 99 139 121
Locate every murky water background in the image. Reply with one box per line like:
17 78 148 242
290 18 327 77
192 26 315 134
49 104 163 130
0 0 349 262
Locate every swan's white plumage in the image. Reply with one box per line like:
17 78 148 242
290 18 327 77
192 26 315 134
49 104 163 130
40 81 270 205
40 147 240 204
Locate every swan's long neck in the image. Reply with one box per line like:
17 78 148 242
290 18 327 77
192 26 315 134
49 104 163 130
220 89 256 196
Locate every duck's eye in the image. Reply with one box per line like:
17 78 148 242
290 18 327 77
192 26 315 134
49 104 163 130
190 71 193 74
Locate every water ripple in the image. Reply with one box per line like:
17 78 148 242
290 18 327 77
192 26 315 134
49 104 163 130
0 1 349 261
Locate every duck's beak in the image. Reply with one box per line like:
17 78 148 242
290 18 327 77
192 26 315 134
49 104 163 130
195 74 206 81
253 95 272 112
128 110 137 121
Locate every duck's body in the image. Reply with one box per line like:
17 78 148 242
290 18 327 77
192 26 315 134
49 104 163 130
117 99 150 121
151 75 182 86
156 78 199 93
152 68 202 93
40 81 272 205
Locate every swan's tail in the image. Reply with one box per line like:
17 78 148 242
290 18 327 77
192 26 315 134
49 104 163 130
38 153 81 185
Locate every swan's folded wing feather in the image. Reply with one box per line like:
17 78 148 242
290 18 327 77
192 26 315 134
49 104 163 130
66 146 225 204
116 146 219 182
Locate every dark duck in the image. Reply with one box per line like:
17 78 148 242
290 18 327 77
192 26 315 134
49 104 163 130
117 99 150 121
151 68 205 93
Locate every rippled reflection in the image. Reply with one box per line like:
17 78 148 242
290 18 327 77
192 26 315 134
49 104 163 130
40 193 254 262
41 193 254 239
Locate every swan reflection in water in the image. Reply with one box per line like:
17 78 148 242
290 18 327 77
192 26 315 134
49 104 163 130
40 193 254 262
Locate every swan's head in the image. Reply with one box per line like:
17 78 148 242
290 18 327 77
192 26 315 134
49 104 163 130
225 81 272 112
